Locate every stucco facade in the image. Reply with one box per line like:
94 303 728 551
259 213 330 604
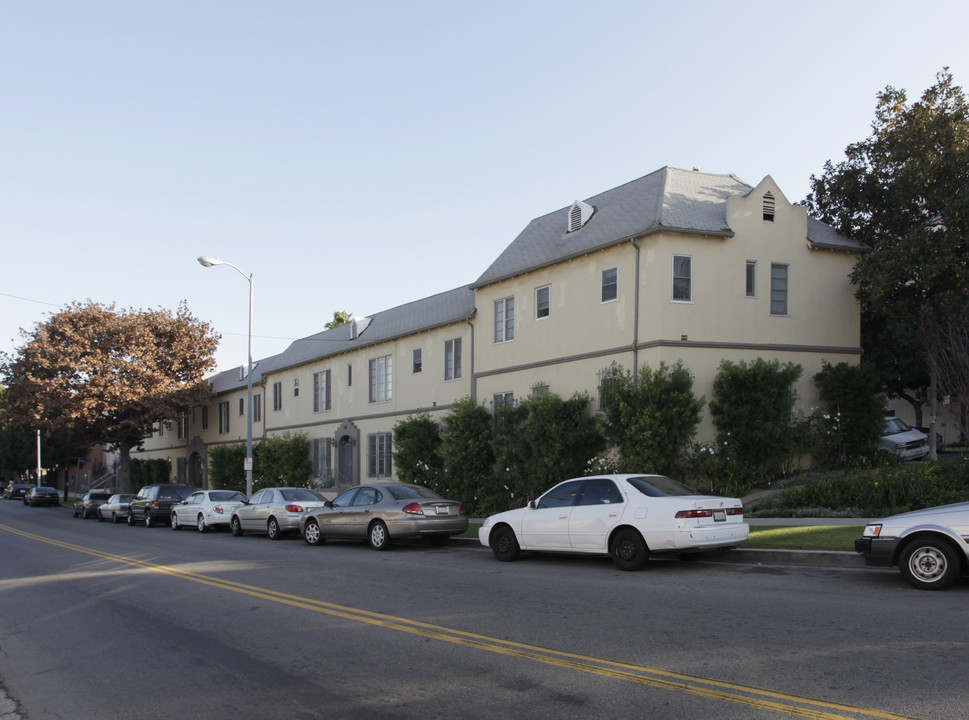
136 167 865 489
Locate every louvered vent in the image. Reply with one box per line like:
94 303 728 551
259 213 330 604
568 200 595 232
762 192 775 222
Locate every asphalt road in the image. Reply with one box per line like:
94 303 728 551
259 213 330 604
1 500 967 720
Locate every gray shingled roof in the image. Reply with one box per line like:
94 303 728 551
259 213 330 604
210 285 476 392
473 166 864 288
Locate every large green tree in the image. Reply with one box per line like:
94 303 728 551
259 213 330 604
805 68 969 441
0 301 219 491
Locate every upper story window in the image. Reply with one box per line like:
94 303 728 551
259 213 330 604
313 370 331 413
672 255 692 302
770 263 789 315
601 267 618 303
494 297 514 343
746 261 756 298
445 338 462 381
536 285 550 320
412 348 422 374
201 406 208 430
218 401 230 434
238 398 244 416
293 378 300 397
253 393 262 423
369 354 393 403
272 381 282 411
763 192 776 222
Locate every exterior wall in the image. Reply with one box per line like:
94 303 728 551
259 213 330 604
136 174 863 490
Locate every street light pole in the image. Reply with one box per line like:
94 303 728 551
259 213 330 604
198 256 254 497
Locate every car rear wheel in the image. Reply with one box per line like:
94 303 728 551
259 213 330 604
491 526 520 562
145 511 154 528
112 512 119 524
267 517 281 540
304 519 325 546
368 520 390 551
197 514 207 533
231 516 243 536
170 513 180 531
127 512 135 526
900 538 960 590
610 528 649 571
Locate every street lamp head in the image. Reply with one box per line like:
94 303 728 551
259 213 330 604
198 256 223 268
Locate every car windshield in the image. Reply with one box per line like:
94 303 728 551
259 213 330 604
626 476 699 497
883 418 911 435
387 484 441 501
209 491 245 502
280 488 323 502
91 493 112 500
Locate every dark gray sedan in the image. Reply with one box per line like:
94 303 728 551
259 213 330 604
300 483 467 550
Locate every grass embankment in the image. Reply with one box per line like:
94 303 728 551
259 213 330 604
744 526 861 552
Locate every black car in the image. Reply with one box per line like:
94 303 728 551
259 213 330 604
74 491 114 518
4 483 31 500
25 487 60 506
128 484 195 527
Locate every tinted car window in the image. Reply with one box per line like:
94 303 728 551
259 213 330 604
387 484 441 501
332 488 356 507
626 476 698 497
281 488 322 502
351 488 381 506
537 480 584 509
577 479 623 506
210 491 245 502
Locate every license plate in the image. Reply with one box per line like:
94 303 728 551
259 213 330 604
713 510 726 522
434 506 450 515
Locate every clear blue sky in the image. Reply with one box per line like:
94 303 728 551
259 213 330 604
3 1 968 372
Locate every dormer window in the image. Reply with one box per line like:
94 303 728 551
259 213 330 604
568 200 595 232
762 192 775 222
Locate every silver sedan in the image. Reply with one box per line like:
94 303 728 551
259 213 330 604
300 482 468 550
230 487 328 540
96 494 135 523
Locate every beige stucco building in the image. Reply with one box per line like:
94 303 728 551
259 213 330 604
136 167 866 490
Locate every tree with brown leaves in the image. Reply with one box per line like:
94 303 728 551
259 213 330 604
0 301 219 491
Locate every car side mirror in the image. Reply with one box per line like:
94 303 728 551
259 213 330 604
324 500 334 508
528 500 537 510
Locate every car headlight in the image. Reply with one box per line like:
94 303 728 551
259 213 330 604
863 524 882 538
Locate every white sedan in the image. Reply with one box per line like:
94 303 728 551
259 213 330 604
479 474 748 570
170 490 247 533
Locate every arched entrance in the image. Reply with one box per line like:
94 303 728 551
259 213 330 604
334 419 359 491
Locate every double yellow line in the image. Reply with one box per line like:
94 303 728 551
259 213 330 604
1 523 921 720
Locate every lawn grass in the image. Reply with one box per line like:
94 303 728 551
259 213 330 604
743 525 862 552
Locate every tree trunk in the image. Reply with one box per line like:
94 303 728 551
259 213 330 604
117 441 133 493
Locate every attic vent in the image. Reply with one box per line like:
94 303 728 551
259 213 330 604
568 200 595 232
762 192 776 222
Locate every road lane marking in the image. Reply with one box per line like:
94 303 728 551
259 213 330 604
1 523 922 720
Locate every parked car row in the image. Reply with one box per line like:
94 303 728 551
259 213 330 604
31 475 753 572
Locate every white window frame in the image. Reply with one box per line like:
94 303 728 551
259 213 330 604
601 267 618 303
369 355 393 403
272 381 282 411
313 370 331 413
412 348 423 374
536 285 550 320
367 432 392 477
445 338 462 381
770 263 789 316
672 254 693 303
494 297 515 343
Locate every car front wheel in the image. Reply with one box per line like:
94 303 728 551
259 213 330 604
610 528 649 571
368 520 390 551
491 526 520 562
170 513 180 531
304 519 325 546
900 538 961 590
231 516 243 536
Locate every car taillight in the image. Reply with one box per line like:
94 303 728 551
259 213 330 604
675 509 713 519
460 504 466 515
152 501 161 509
285 504 305 513
402 503 424 515
726 507 744 516
213 506 224 514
